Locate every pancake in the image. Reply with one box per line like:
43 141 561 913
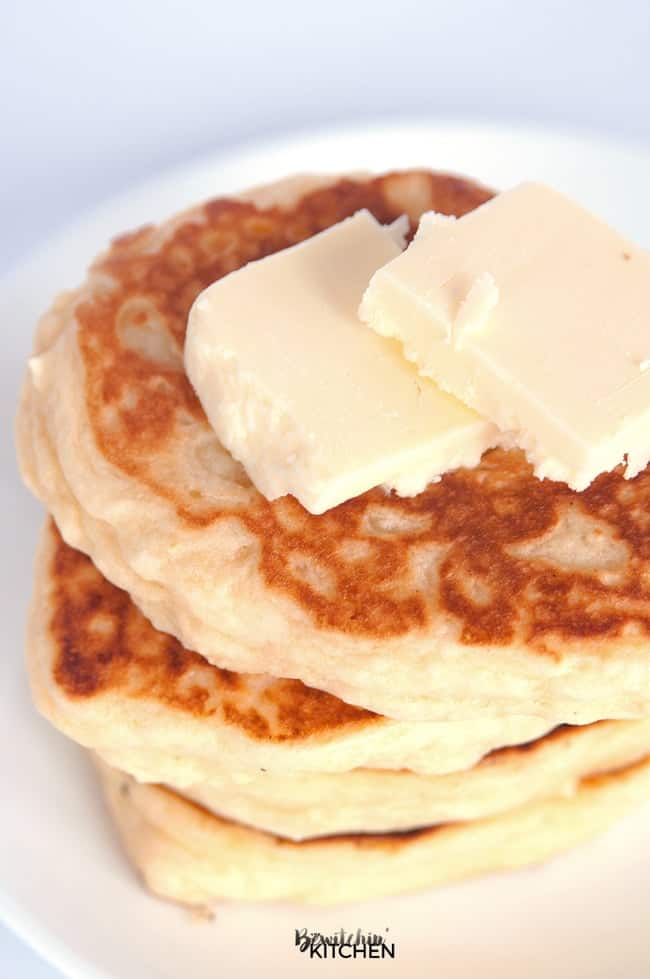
17 170 650 723
28 521 551 778
96 754 650 906
173 719 650 839
31 527 650 839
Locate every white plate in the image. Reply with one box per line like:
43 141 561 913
3 121 650 979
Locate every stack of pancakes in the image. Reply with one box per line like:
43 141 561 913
17 171 650 906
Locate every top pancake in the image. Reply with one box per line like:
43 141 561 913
17 170 650 722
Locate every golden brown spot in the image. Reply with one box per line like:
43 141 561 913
221 703 272 739
48 522 379 739
261 680 368 741
73 172 650 647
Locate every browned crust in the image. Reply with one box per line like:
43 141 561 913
48 522 378 739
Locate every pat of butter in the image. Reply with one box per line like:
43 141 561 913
185 210 497 514
359 183 650 490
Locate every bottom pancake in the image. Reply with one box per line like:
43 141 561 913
95 754 650 906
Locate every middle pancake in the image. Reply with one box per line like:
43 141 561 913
30 520 552 779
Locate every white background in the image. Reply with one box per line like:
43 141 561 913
3 0 650 274
2 0 650 975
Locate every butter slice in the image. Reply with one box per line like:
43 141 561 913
360 183 650 490
185 211 497 514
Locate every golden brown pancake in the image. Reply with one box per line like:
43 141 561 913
28 521 552 779
17 171 650 722
96 753 650 905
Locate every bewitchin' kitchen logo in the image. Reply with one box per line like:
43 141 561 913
295 927 396 959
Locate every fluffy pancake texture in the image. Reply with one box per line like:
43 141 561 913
96 755 650 906
28 521 552 778
17 170 650 723
172 720 650 839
